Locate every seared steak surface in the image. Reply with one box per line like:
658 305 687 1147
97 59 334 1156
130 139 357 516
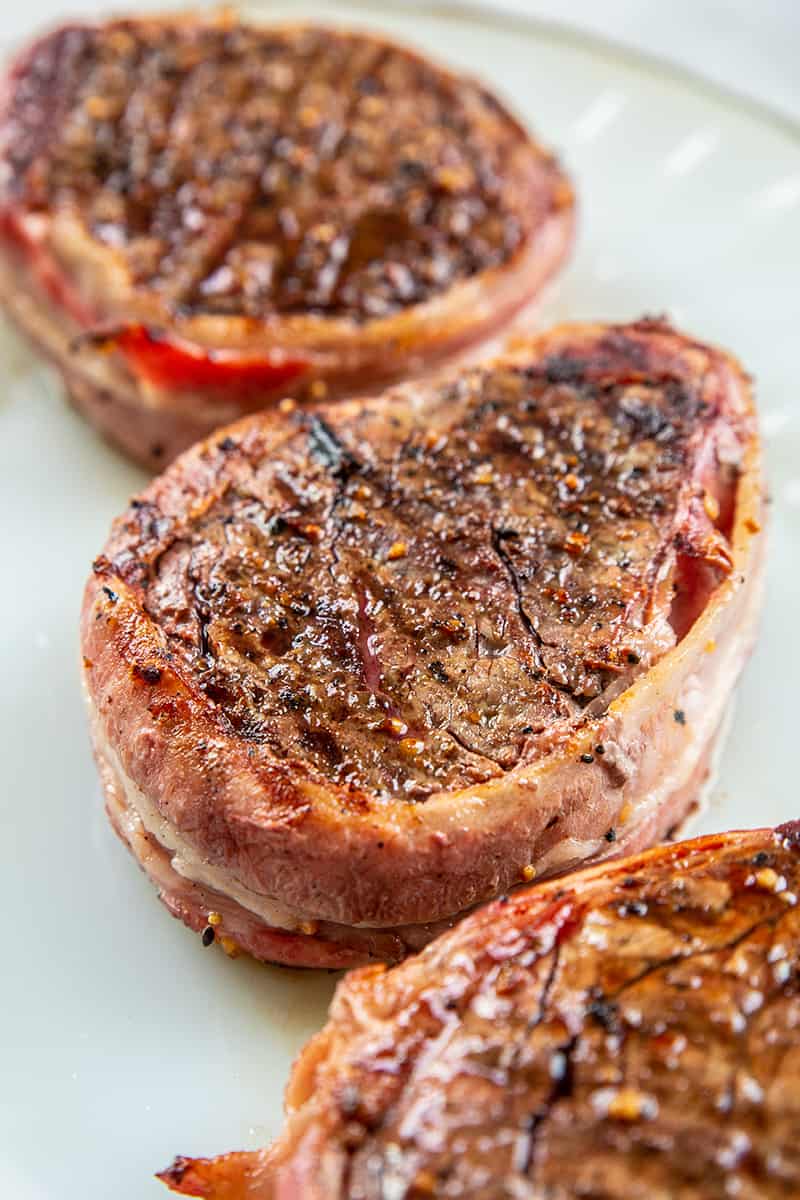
161 824 800 1199
82 320 764 964
2 19 552 321
0 15 573 467
99 321 737 802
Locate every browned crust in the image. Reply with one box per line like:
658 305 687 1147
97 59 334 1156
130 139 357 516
80 320 766 941
159 825 800 1199
1 14 570 322
0 13 575 464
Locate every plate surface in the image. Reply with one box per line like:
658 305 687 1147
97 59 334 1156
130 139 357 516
1 4 798 1196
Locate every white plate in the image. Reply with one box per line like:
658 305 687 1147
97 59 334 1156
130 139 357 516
2 4 798 1196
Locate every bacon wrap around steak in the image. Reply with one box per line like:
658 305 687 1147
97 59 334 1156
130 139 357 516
81 320 765 968
0 13 574 467
159 824 800 1199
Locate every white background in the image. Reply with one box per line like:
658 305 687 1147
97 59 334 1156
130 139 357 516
459 0 799 121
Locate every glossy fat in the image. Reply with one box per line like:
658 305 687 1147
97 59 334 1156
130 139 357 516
161 825 800 1199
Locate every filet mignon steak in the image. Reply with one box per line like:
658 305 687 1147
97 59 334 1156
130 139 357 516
81 320 765 968
0 13 573 468
160 823 800 1199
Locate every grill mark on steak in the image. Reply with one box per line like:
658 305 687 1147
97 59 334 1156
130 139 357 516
1 18 557 322
156 33 335 311
508 907 576 1174
102 328 742 802
355 582 383 698
490 523 546 671
518 1028 579 1176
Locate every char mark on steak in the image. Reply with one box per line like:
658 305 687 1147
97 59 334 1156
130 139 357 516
159 825 800 1199
490 522 546 672
306 414 361 480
